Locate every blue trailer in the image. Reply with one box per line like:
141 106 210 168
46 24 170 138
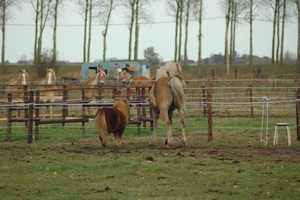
81 60 150 83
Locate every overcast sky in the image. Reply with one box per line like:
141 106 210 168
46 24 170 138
4 0 298 63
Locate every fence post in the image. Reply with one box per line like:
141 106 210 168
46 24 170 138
207 89 213 142
249 83 254 117
35 91 40 140
296 89 300 141
142 86 146 129
202 81 207 117
24 85 28 126
82 89 86 135
62 85 67 126
7 93 12 142
27 91 34 144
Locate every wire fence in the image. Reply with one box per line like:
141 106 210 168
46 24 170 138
0 79 299 143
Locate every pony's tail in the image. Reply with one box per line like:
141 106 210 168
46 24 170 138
168 77 186 111
95 109 108 144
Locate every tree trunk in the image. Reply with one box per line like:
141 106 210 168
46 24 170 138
174 1 179 62
276 3 280 64
134 0 139 61
183 0 190 68
128 0 136 61
37 0 51 65
249 0 253 70
1 0 6 74
178 0 183 62
297 1 300 72
229 0 234 64
271 0 278 64
87 0 92 62
225 15 229 74
232 2 236 65
103 0 113 62
34 0 40 65
224 0 231 65
280 0 286 65
83 0 88 62
197 0 202 73
53 0 58 66
37 0 44 65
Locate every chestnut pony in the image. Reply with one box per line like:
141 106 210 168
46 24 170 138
128 76 156 100
148 62 187 148
95 98 129 148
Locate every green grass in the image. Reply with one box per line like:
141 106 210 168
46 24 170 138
1 116 300 199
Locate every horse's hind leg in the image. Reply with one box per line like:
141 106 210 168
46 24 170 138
115 132 123 149
178 108 187 146
161 111 172 148
149 111 159 146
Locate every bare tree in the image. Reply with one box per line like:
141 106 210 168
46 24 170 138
261 0 280 64
0 0 20 73
183 0 191 68
75 0 89 62
294 0 300 72
279 0 286 65
121 0 152 61
194 0 203 72
51 0 64 66
37 0 52 66
133 0 153 61
98 0 118 62
178 0 183 62
165 0 181 62
121 0 136 61
30 0 40 65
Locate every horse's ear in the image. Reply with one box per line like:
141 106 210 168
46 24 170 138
19 70 22 73
46 68 49 72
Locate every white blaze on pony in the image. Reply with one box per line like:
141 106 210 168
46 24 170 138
148 61 187 148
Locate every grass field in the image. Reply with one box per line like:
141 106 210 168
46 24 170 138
1 116 300 200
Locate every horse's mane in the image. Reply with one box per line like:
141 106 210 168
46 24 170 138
92 69 106 85
45 68 56 84
156 62 182 80
17 70 28 84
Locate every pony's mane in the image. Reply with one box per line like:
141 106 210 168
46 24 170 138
156 62 182 80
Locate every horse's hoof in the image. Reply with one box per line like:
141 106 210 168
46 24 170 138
182 141 187 146
149 142 156 146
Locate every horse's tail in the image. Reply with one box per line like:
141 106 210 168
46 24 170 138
168 77 186 111
95 109 108 143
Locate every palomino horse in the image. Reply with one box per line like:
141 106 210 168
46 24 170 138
128 76 156 100
83 66 106 115
148 61 187 148
38 68 58 115
6 69 29 99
